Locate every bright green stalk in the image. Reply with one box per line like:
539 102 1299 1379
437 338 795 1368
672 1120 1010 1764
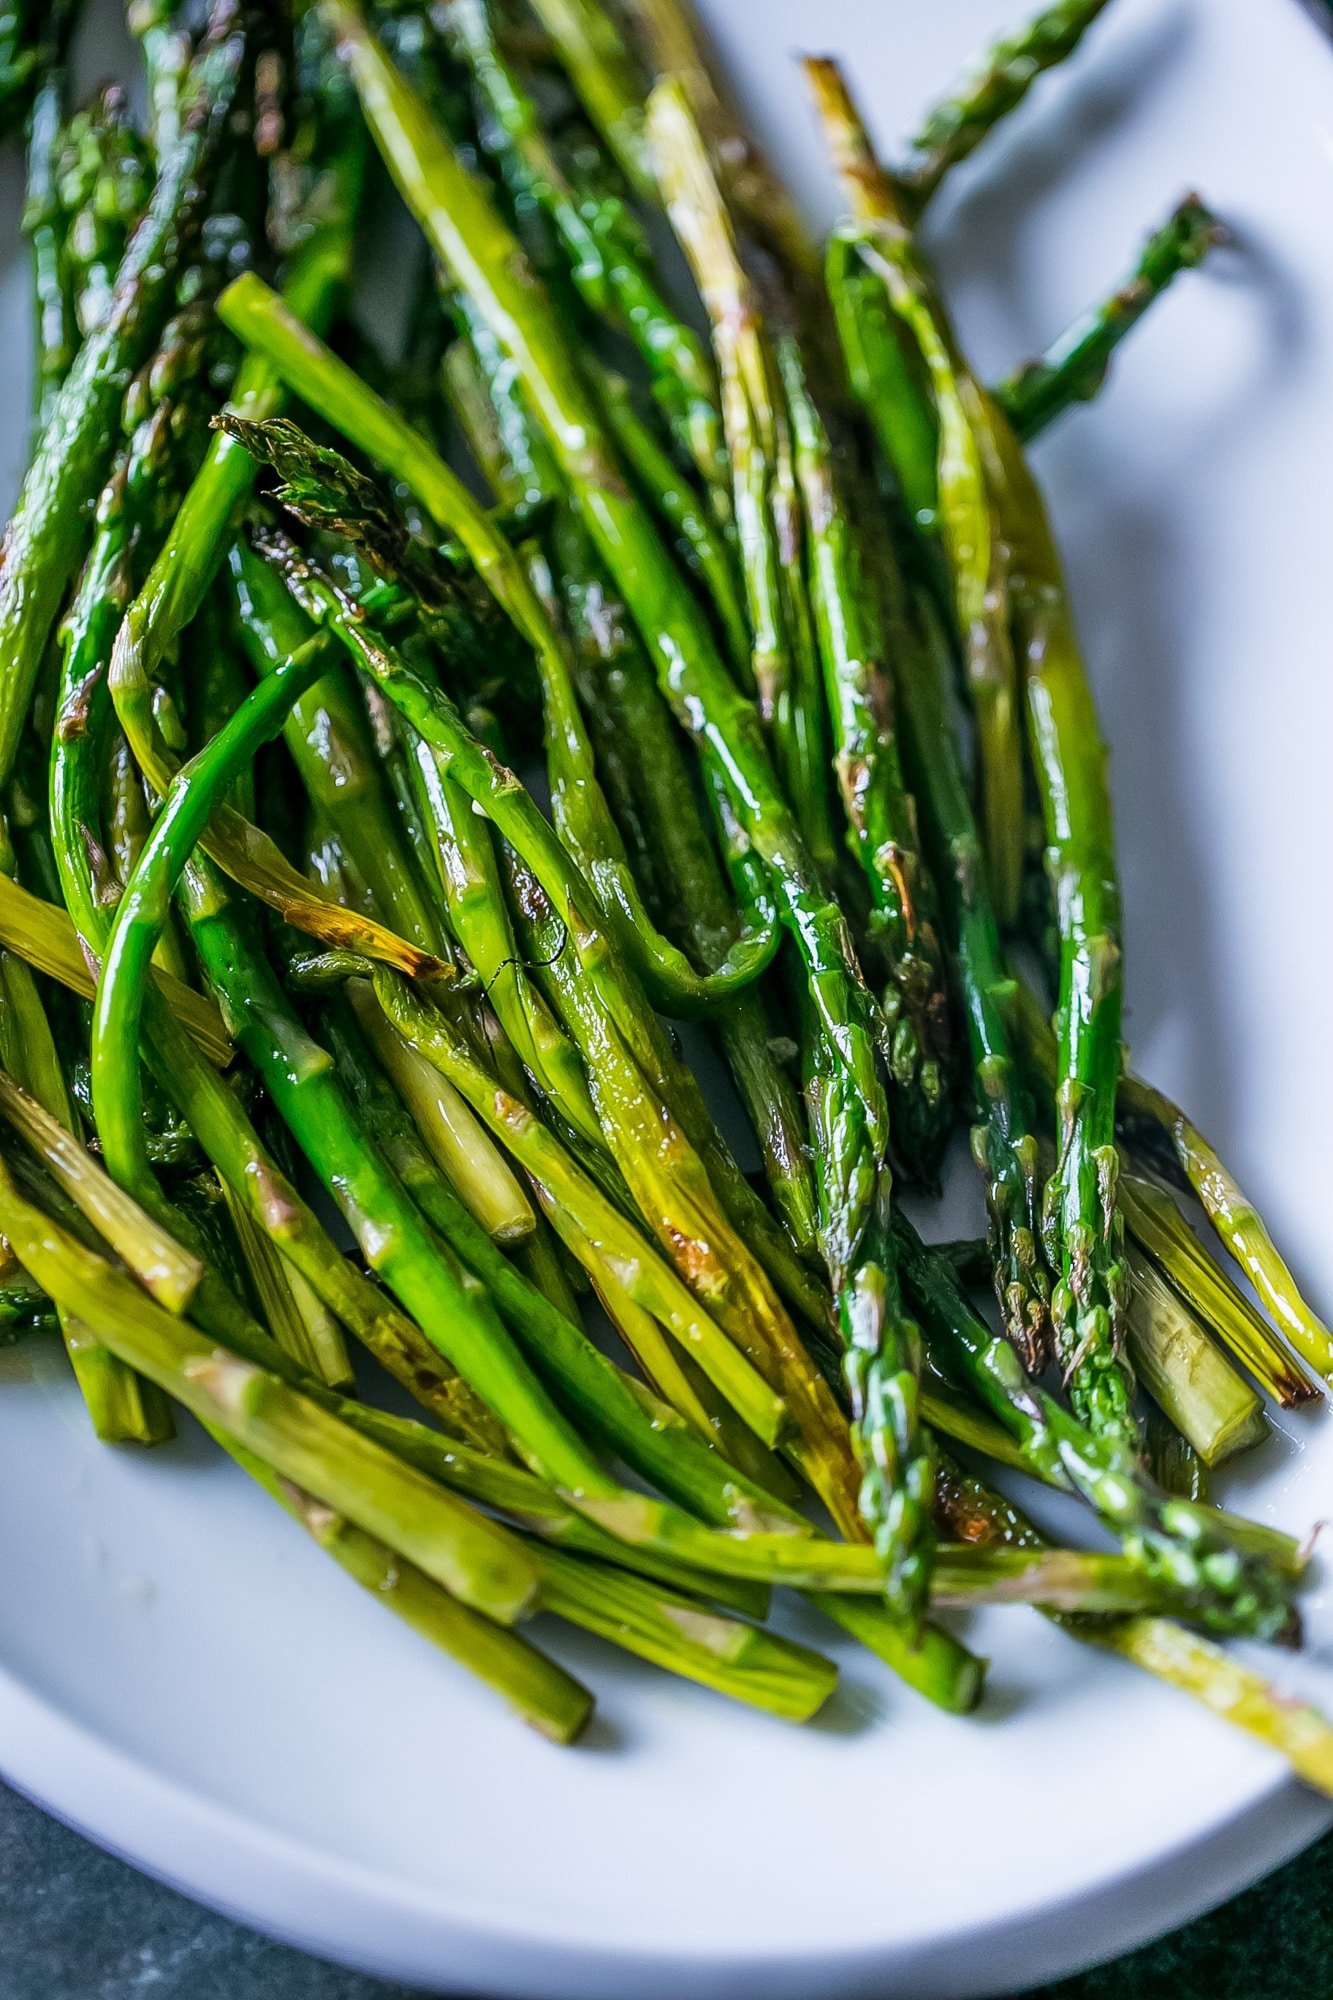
596 371 749 678
0 1155 542 1626
24 71 72 432
93 649 330 1200
995 422 1133 1448
899 0 1116 214
0 8 245 791
523 0 656 201
317 0 888 1152
888 579 1051 1368
995 196 1222 441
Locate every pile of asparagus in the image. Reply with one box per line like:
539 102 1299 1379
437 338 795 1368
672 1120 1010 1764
2 0 1330 1778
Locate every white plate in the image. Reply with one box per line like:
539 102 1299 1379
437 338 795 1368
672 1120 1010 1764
3 1 1333 1993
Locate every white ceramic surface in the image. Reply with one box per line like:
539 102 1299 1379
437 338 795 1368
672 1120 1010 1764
3 1 1333 1994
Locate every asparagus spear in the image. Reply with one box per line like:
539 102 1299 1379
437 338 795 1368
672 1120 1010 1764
616 0 815 285
815 57 1135 1445
896 1216 1298 1641
899 0 1116 213
810 57 1025 927
317 0 889 1166
881 564 1051 1368
777 330 953 1180
936 1463 1333 1799
995 196 1223 441
523 0 656 201
1007 978 1322 1405
106 19 368 882
1116 1069 1333 1385
0 2 245 793
24 73 72 434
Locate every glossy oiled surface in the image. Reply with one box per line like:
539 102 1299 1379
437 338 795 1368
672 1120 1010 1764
2 2 1332 1994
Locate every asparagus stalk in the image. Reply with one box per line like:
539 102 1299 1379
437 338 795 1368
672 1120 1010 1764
884 570 1051 1368
995 196 1223 441
24 72 72 433
1008 978 1322 1404
524 0 657 201
899 0 1116 214
617 0 816 284
777 329 953 1180
593 370 749 677
809 57 1025 927
895 1216 1298 1641
937 1464 1333 1799
1123 1239 1267 1467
